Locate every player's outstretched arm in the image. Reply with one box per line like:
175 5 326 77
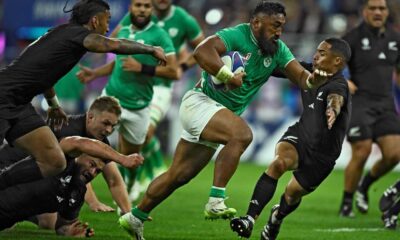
326 93 344 130
283 60 332 90
102 162 131 214
59 136 144 168
83 33 167 65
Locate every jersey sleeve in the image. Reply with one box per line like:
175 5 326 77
70 26 92 47
276 40 295 68
119 12 131 27
183 14 203 42
325 80 349 102
216 26 245 52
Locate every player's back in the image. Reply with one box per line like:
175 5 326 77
0 23 90 107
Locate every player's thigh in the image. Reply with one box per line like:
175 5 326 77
376 134 400 161
274 141 299 170
179 89 251 145
149 85 173 127
347 99 374 142
14 126 64 166
201 108 252 145
293 156 335 193
374 110 400 141
179 90 225 148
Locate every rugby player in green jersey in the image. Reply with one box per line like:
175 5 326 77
110 0 205 200
119 2 332 239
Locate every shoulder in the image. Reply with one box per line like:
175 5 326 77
217 23 248 36
342 24 362 43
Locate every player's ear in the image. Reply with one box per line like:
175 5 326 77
91 16 99 29
251 16 262 32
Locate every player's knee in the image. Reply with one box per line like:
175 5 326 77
269 158 288 177
232 127 253 148
351 144 371 162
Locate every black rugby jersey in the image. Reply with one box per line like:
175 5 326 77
343 22 400 100
0 24 91 117
297 71 351 159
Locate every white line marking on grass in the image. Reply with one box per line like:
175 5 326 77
314 228 384 232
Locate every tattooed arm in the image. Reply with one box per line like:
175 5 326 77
83 33 167 64
326 93 344 130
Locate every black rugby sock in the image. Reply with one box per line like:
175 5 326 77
246 173 278 219
0 157 43 190
342 191 354 205
275 194 301 222
358 171 378 193
389 200 400 215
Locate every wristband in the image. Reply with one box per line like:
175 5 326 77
180 63 189 71
141 64 156 76
306 75 314 89
46 96 60 108
215 65 234 83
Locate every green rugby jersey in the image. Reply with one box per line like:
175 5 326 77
119 6 202 87
201 23 295 115
105 22 175 110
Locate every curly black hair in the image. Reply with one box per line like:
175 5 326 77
252 1 286 18
67 0 110 24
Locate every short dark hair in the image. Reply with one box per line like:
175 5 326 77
325 38 352 62
89 96 122 116
252 1 286 18
69 0 110 24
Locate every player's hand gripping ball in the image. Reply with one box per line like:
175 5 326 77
209 51 245 90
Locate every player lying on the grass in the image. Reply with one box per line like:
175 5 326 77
0 0 166 188
230 38 351 240
0 136 144 237
379 179 400 229
0 96 133 215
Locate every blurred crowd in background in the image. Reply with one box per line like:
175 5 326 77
0 0 400 160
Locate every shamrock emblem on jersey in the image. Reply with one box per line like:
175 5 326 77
263 57 272 67
169 28 179 38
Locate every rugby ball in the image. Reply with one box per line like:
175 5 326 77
209 51 245 90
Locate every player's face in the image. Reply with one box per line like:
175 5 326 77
77 155 105 183
363 0 388 28
152 0 171 12
130 0 153 28
87 110 119 140
93 11 111 35
313 41 339 74
255 13 285 56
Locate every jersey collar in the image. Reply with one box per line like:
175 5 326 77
156 5 175 22
130 21 154 34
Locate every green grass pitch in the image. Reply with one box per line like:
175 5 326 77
1 161 398 239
